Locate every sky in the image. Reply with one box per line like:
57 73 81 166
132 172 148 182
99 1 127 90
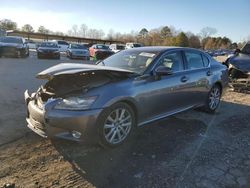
0 0 249 42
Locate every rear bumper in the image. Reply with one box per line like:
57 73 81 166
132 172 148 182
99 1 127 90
24 90 102 142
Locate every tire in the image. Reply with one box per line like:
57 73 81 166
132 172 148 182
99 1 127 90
203 84 222 113
97 102 136 148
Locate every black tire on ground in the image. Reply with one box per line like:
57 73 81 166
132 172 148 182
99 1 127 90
97 102 136 148
203 84 222 113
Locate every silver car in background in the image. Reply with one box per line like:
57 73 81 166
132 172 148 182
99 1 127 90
66 43 90 60
25 47 228 148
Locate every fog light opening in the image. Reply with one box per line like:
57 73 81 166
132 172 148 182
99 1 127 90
72 131 81 139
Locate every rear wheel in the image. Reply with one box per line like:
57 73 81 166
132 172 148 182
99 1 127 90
204 84 222 113
97 102 135 148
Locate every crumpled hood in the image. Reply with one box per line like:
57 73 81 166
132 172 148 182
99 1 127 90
229 53 250 72
37 63 133 79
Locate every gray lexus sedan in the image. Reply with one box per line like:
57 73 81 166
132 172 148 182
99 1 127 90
25 47 228 147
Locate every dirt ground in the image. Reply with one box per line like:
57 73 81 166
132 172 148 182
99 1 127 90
0 90 249 188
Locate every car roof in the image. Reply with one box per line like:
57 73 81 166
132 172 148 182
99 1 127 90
125 46 198 52
1 36 23 39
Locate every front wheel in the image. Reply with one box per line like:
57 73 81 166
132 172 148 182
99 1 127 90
204 84 222 113
97 102 136 148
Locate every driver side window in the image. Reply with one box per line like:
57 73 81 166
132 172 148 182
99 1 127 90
158 51 184 72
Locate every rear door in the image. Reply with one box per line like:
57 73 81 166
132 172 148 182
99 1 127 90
182 49 211 105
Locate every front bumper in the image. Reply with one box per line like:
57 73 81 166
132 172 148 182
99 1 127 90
37 52 60 59
71 53 89 59
24 90 102 142
0 46 25 57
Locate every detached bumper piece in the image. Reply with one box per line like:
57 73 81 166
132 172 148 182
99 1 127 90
230 77 250 94
24 90 48 138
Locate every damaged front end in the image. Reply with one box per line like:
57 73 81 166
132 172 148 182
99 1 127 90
24 63 134 141
225 53 250 93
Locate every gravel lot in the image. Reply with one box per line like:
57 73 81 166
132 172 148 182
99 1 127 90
0 52 250 188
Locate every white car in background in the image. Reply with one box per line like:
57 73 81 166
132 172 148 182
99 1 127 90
125 42 143 49
26 39 37 49
52 40 69 52
109 43 125 53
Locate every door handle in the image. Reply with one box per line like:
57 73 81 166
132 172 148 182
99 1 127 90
207 70 212 76
181 76 188 82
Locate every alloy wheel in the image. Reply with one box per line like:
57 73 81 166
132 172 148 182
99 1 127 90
103 108 132 145
209 87 221 110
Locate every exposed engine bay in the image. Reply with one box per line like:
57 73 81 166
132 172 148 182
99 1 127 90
35 70 133 104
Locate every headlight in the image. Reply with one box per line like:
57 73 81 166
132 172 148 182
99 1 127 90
54 96 97 110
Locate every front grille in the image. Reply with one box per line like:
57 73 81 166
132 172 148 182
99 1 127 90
0 46 17 54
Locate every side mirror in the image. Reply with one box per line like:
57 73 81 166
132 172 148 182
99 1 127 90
59 46 61 48
155 66 173 76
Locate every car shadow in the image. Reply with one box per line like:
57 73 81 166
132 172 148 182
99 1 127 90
52 114 207 187
52 100 250 188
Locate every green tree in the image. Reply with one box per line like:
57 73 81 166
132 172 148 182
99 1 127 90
176 32 189 47
139 28 148 38
37 26 49 34
0 19 17 31
21 24 34 32
160 26 172 38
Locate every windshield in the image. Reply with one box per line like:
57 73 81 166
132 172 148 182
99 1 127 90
101 50 159 74
70 44 86 49
133 43 143 47
241 43 250 54
0 37 23 44
40 42 58 48
96 45 109 50
117 45 125 50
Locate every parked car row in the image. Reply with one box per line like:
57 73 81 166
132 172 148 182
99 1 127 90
0 35 146 61
205 49 234 57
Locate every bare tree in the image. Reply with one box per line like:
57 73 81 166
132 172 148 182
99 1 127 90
79 24 88 37
21 24 34 32
107 29 115 40
200 27 217 39
72 25 78 36
97 29 105 39
37 26 49 34
67 30 73 36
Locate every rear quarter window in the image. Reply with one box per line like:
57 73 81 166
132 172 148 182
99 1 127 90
202 54 210 67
